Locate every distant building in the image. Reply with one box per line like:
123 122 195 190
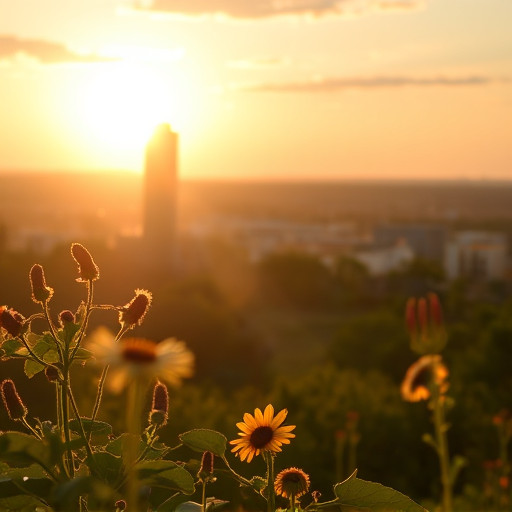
374 224 447 263
353 238 415 276
445 231 508 280
143 124 178 270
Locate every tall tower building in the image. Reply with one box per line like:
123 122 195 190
143 123 178 271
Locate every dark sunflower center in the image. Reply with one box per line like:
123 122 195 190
283 472 302 484
250 426 274 449
121 341 157 364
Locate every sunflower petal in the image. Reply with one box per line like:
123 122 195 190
263 404 274 425
270 408 288 428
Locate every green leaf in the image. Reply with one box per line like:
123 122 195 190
71 347 93 360
0 465 54 501
106 433 169 461
0 432 52 470
24 359 45 379
53 476 115 510
59 322 81 346
137 460 195 494
68 418 112 437
87 452 123 486
179 429 227 457
333 470 427 512
1 338 24 357
0 494 51 511
23 336 61 378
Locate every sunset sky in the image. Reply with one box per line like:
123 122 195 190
1 0 511 180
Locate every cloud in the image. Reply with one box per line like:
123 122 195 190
0 35 117 64
239 75 496 92
130 0 424 19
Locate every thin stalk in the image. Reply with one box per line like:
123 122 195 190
56 382 63 431
201 480 207 512
220 455 252 487
67 382 94 462
43 303 64 361
290 493 296 512
265 452 276 512
125 380 144 510
20 417 42 439
61 367 74 478
433 386 452 512
70 280 94 361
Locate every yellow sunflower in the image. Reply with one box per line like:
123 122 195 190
230 404 296 463
401 354 449 402
274 467 310 499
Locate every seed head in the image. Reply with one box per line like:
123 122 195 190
274 467 311 499
0 307 24 338
29 264 54 304
149 381 169 426
119 289 152 329
45 366 60 383
59 310 75 326
198 451 215 482
71 243 99 282
1 379 27 420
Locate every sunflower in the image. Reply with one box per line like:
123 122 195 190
90 327 194 392
230 404 295 463
401 354 449 402
274 467 310 499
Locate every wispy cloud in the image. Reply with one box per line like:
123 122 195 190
0 35 117 64
239 75 499 92
129 0 424 19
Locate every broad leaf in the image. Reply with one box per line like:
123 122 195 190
106 433 169 460
137 460 195 494
0 432 52 469
0 463 54 501
0 494 51 511
69 418 112 437
333 471 427 512
0 338 24 357
87 452 123 486
179 429 227 457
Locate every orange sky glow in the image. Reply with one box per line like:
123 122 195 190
0 0 511 180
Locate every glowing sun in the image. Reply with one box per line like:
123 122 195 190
79 60 192 156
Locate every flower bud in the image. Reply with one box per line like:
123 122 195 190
115 500 126 511
29 264 54 304
119 289 152 329
149 382 168 426
1 379 27 420
59 310 75 326
0 307 24 338
198 451 214 482
45 366 60 383
71 243 99 282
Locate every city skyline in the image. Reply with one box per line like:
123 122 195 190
0 0 511 180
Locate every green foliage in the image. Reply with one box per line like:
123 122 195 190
179 429 227 457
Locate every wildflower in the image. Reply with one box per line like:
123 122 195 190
149 381 169 426
29 264 54 304
71 243 99 282
0 307 24 338
401 354 449 402
230 404 296 463
198 451 215 482
1 379 27 420
405 293 447 354
274 467 310 499
90 328 194 392
119 289 152 330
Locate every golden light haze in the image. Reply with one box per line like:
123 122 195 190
0 0 511 179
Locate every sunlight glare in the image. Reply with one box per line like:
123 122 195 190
79 61 192 159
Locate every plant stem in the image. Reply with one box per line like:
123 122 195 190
125 379 144 510
43 302 64 361
433 386 452 512
265 452 276 512
20 417 42 439
70 280 94 361
291 493 296 512
201 480 207 512
67 381 94 463
61 366 74 478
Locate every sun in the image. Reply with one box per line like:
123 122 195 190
78 59 193 162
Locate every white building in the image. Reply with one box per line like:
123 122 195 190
445 231 508 280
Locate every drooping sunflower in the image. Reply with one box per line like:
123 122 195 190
230 404 295 463
274 467 310 499
401 354 449 402
90 328 194 392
